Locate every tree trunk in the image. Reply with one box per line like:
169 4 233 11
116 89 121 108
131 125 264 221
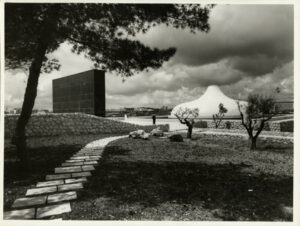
250 137 257 150
14 41 49 172
187 125 193 139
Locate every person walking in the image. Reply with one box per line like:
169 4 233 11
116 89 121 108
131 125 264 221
152 114 156 125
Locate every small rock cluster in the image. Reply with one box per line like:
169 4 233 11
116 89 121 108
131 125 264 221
129 127 165 140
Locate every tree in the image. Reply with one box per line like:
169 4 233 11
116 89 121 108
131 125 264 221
212 103 227 128
5 3 214 171
174 107 199 139
237 94 277 150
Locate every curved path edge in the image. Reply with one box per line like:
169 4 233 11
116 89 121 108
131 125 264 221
4 135 127 220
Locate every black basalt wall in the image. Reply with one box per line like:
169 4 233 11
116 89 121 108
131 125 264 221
52 69 105 116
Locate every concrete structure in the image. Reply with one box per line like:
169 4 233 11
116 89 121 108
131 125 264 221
53 70 105 117
170 85 247 118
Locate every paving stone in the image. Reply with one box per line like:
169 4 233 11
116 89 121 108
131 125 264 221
75 152 98 154
84 161 98 165
72 171 92 178
47 191 77 204
65 159 84 163
37 180 64 187
70 156 90 160
12 196 47 208
46 174 71 180
82 165 95 171
62 162 84 167
76 154 100 157
4 208 35 219
36 202 71 219
58 182 83 192
88 155 102 158
55 166 82 174
65 177 87 184
88 157 100 161
26 186 57 196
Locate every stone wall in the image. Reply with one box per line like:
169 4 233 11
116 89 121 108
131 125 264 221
198 133 293 145
194 118 293 132
269 119 294 132
4 113 169 149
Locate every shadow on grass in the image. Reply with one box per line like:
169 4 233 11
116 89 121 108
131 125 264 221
4 144 82 211
77 159 292 221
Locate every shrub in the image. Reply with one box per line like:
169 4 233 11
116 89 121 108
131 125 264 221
225 121 231 129
212 103 228 128
169 134 184 142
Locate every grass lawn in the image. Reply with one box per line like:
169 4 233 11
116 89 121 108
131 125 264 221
3 134 115 211
65 134 293 221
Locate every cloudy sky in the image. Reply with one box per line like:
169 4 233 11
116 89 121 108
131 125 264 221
5 4 294 110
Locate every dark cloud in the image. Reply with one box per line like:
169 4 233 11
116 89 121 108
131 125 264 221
138 5 293 76
227 55 286 76
5 4 294 110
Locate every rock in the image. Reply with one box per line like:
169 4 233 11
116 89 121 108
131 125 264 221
169 134 184 142
129 130 150 140
141 132 150 140
150 127 164 137
129 130 145 138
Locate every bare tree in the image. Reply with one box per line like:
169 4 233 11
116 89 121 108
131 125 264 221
237 94 277 150
174 107 199 139
212 103 228 128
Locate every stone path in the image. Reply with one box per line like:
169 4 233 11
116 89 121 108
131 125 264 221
4 135 126 220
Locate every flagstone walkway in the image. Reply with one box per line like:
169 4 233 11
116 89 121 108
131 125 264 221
4 135 126 220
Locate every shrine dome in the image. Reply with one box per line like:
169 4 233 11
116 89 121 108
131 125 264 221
169 85 247 118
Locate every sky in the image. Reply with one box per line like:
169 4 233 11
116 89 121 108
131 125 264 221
5 4 294 110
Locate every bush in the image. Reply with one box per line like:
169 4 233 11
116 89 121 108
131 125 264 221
169 134 184 142
194 120 208 128
225 121 231 129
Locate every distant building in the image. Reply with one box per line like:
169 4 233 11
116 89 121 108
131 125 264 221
135 107 156 116
52 70 105 117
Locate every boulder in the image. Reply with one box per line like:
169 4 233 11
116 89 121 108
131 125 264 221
129 130 150 140
150 127 164 137
141 132 150 140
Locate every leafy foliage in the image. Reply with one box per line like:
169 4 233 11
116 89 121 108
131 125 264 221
174 107 199 124
237 94 277 150
5 3 214 77
212 103 228 128
174 107 199 138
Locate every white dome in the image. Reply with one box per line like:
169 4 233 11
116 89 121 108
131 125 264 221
170 85 247 118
